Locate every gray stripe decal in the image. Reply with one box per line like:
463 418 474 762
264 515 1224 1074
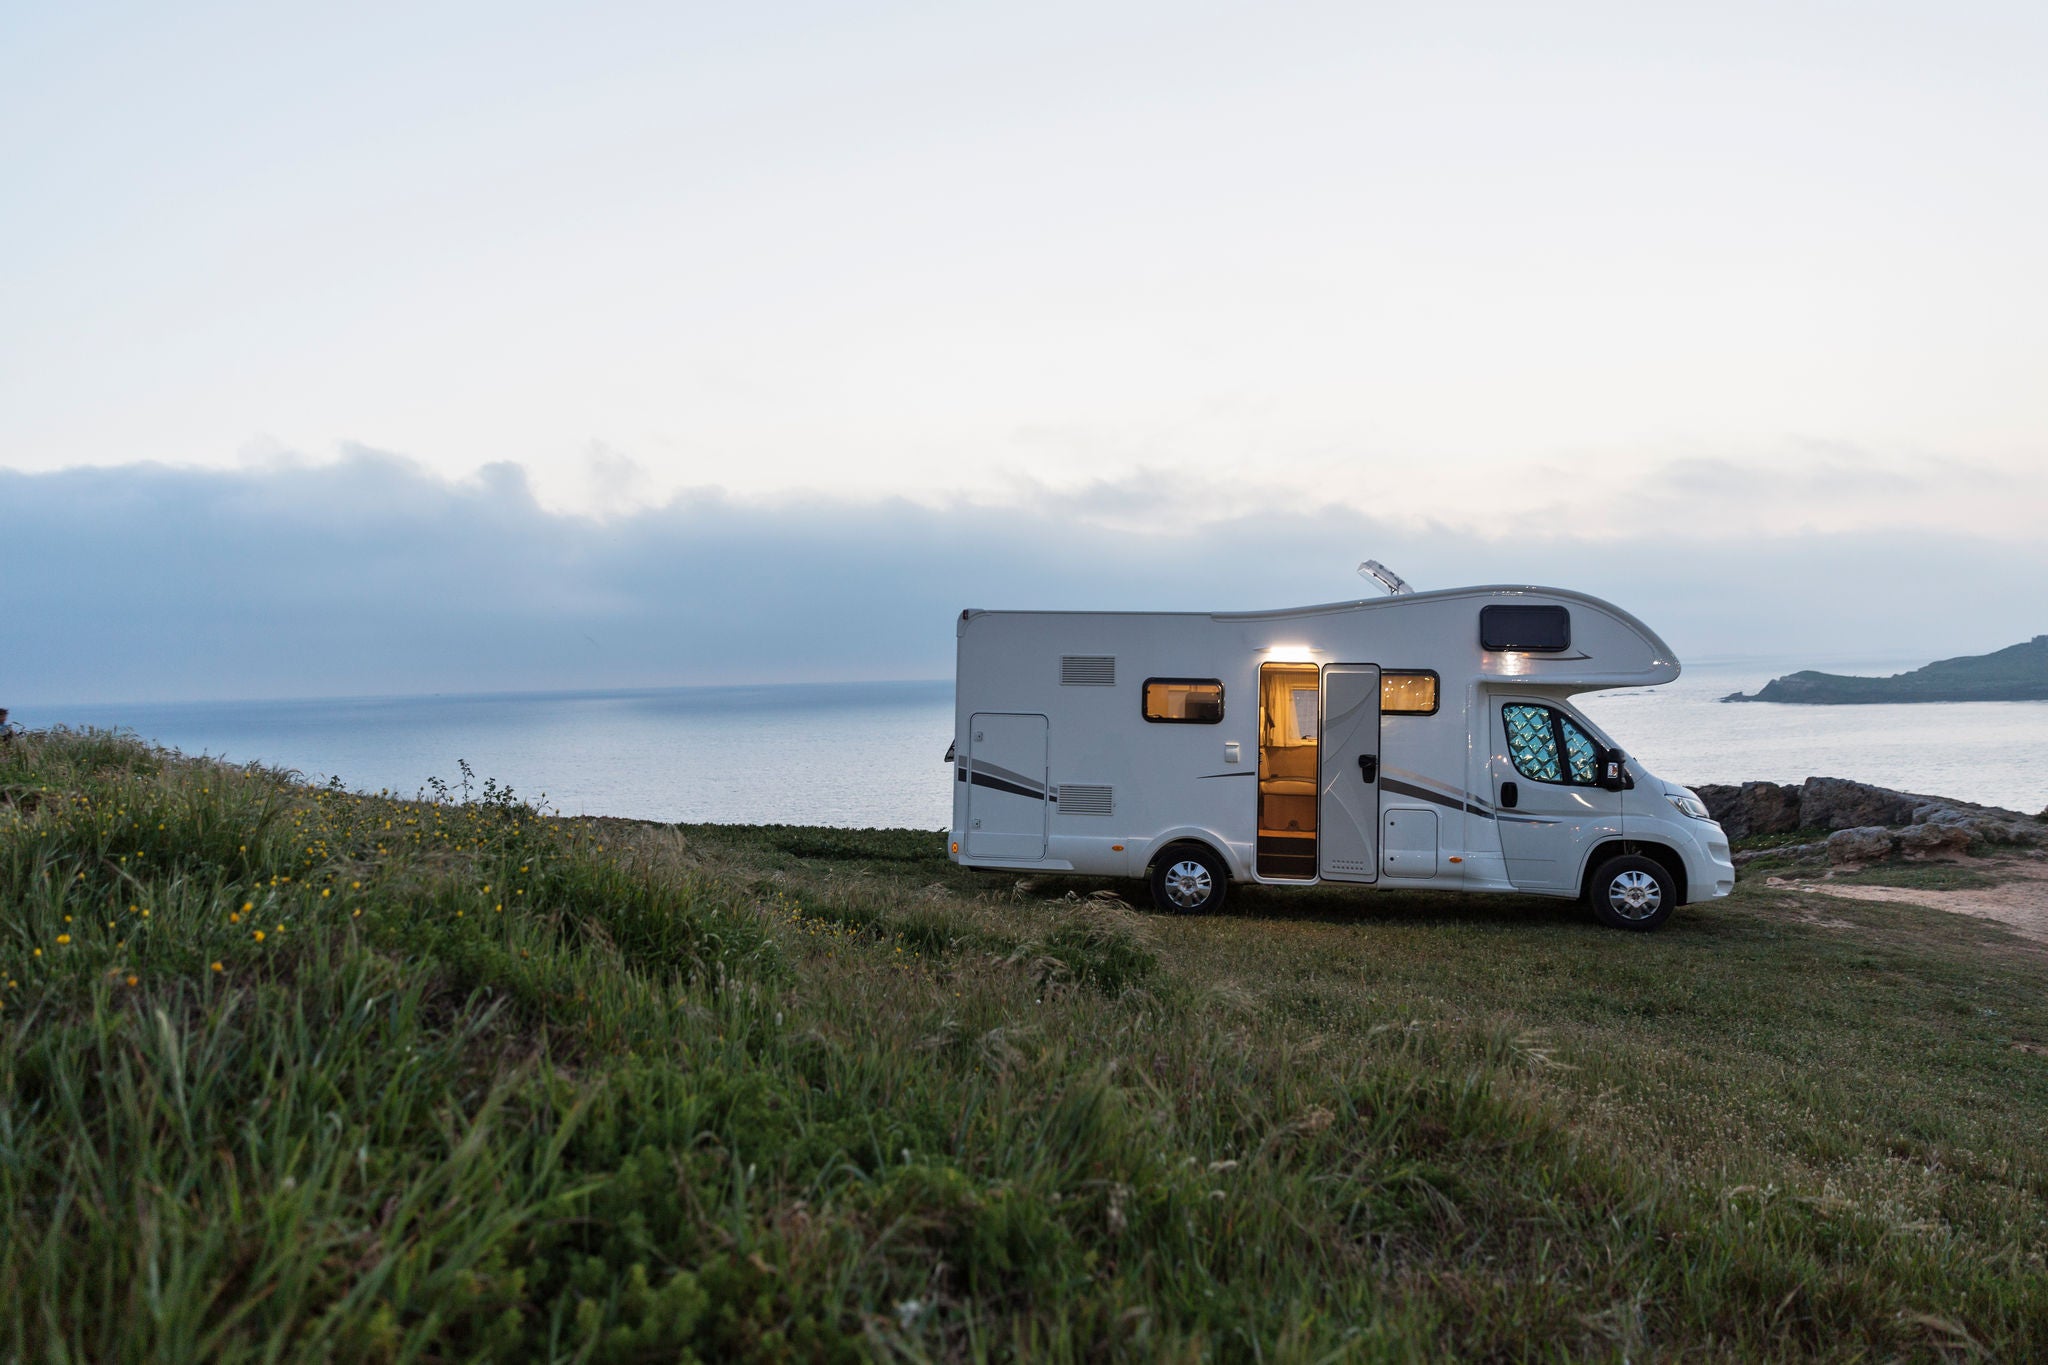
1383 765 1494 815
965 758 1047 796
962 768 1048 801
1380 775 1497 819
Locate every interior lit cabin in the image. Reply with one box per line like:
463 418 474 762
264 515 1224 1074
1257 663 1320 878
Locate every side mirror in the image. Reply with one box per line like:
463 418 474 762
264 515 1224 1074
1597 748 1630 791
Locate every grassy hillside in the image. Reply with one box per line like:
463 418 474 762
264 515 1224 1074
3 729 2046 1361
1731 635 2048 703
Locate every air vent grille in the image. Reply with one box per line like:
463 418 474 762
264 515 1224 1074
1060 655 1116 686
1325 859 1368 874
1057 785 1114 816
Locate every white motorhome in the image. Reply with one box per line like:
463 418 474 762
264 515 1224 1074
948 585 1734 930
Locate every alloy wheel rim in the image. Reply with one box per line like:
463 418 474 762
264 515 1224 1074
1165 860 1213 908
1606 869 1663 919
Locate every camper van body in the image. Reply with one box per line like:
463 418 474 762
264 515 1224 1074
948 586 1734 923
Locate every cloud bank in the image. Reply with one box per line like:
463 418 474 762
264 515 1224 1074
5 451 2043 704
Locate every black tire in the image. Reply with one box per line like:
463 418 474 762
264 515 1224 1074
1149 843 1228 915
1585 854 1677 931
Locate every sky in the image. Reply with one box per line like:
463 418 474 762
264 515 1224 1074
4 1 2045 702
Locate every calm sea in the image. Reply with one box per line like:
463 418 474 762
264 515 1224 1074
20 657 2048 826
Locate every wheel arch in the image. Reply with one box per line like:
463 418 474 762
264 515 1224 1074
1143 830 1242 881
1580 839 1689 905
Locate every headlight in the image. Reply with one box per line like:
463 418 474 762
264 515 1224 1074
1667 792 1713 821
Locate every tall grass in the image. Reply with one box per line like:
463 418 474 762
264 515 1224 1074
1 729 2043 1360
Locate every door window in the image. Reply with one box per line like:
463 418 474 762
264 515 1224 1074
1503 704 1563 781
1503 703 1605 786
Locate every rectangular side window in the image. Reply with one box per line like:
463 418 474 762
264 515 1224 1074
1142 678 1224 724
1480 604 1571 652
1381 671 1439 715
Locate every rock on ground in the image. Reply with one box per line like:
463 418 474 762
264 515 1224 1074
1896 823 1974 858
1827 827 1897 865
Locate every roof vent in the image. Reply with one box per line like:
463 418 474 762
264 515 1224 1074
1357 559 1414 596
1060 655 1116 686
1057 784 1113 816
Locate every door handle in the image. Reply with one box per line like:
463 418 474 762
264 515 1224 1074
1358 754 1378 783
1500 780 1519 809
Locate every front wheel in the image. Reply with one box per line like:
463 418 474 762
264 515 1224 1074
1149 843 1228 915
1585 854 1677 931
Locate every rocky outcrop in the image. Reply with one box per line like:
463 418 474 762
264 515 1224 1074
1799 777 1930 831
1698 776 2046 866
1692 781 1804 839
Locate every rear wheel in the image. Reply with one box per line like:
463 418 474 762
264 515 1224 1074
1149 843 1228 915
1586 854 1676 931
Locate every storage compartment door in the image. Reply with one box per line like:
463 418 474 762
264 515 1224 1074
964 712 1050 859
1382 808 1439 878
1318 664 1381 882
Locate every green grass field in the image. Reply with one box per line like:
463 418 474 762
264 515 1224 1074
3 728 2045 1361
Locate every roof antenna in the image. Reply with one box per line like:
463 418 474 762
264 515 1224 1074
1357 559 1414 597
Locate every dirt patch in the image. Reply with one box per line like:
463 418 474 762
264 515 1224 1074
1779 906 1860 931
1779 858 2048 944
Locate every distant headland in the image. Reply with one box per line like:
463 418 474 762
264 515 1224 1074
1722 636 2048 704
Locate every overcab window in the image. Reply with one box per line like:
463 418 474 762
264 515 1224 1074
1142 678 1224 724
1480 604 1571 652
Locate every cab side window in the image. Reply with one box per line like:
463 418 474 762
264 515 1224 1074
1560 714 1599 784
1503 703 1602 786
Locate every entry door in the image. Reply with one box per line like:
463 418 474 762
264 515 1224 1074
1489 699 1623 891
964 713 1049 859
1319 664 1381 882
